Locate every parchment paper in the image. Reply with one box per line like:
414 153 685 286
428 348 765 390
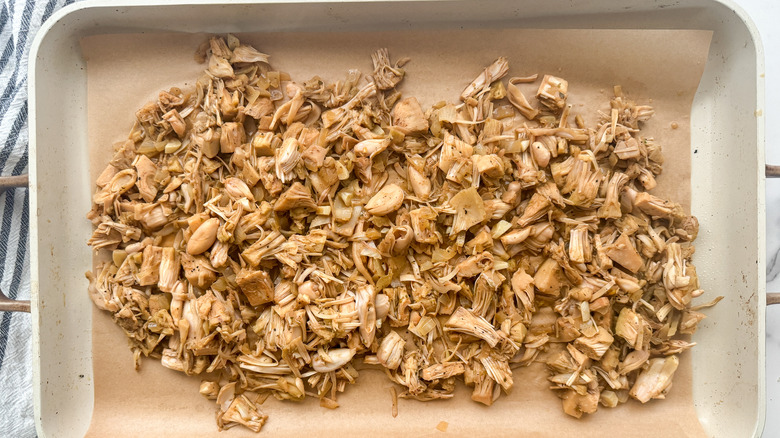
81 28 712 437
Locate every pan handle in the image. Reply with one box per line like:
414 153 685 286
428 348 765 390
3 169 777 309
0 174 30 313
766 165 780 305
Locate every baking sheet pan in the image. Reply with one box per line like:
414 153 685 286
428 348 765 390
29 1 763 436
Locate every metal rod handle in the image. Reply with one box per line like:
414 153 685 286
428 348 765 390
0 174 30 313
766 165 780 306
766 164 780 178
0 174 28 190
0 291 30 313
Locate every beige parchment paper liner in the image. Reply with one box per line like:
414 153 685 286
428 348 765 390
82 28 712 437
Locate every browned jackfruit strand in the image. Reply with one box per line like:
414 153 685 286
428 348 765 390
86 34 718 432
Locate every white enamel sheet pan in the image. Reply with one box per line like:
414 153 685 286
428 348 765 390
7 0 774 436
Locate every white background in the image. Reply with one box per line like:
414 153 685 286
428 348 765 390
739 0 780 435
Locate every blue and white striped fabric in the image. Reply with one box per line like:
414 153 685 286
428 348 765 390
0 1 79 436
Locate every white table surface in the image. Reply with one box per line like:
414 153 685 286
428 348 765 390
738 0 780 436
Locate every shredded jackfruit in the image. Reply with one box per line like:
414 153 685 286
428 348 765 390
86 35 717 431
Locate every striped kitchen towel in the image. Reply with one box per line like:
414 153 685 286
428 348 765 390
0 1 80 437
